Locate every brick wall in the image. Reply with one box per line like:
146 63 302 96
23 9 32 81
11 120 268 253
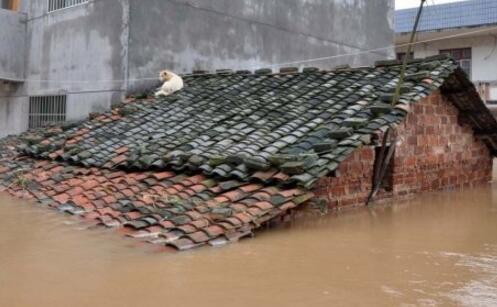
314 147 375 208
314 91 493 208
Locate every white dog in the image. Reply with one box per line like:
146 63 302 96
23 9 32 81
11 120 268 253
155 70 184 97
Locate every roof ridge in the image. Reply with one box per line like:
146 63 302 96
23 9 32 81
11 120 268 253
182 55 455 78
375 54 453 68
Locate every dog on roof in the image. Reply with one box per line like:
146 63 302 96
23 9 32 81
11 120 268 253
155 70 184 97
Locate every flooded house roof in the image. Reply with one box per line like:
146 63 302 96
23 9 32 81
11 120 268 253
21 55 497 186
1 55 496 250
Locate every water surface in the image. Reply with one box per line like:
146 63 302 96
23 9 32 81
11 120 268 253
0 185 496 306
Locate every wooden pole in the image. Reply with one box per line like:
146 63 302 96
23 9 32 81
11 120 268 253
391 0 427 106
366 0 427 206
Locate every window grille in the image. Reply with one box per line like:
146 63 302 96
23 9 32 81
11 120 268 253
48 0 88 12
29 95 67 129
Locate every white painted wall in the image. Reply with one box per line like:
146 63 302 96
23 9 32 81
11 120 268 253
490 85 497 101
0 97 29 137
396 32 497 83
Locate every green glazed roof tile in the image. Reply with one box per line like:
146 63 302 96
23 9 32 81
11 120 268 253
16 55 497 189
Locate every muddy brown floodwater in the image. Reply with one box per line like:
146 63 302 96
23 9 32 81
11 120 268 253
1 185 497 307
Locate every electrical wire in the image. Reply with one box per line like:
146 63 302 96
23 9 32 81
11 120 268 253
2 24 496 85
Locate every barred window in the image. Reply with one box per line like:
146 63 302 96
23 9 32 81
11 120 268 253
29 95 67 129
48 0 88 12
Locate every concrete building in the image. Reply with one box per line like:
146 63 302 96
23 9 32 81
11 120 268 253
0 0 395 138
395 0 497 106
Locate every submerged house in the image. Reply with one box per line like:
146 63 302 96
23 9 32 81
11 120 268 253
0 55 496 250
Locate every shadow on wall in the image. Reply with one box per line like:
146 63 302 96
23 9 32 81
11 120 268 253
493 159 497 181
487 105 497 119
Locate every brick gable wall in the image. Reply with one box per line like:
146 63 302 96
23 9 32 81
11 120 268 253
314 91 493 209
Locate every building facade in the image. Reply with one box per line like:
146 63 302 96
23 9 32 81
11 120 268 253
0 0 395 138
395 0 497 107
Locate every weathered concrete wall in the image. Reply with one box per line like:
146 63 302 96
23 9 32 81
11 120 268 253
314 92 493 208
21 0 129 101
0 8 26 81
0 0 130 137
0 97 28 137
127 0 395 91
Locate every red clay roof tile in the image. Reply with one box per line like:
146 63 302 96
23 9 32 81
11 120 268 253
82 180 99 190
53 193 69 204
203 225 224 238
187 231 210 243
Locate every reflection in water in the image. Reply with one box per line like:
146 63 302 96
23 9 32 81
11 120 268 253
0 184 497 307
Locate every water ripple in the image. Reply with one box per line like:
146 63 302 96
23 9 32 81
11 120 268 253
441 246 497 306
